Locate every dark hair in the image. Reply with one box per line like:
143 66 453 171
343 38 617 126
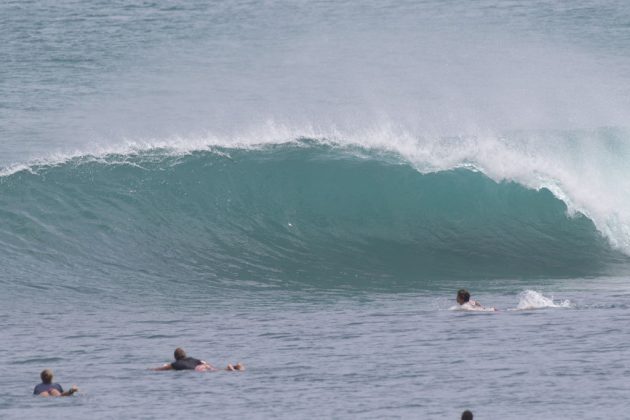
174 348 187 360
461 410 473 420
457 289 470 303
40 369 53 384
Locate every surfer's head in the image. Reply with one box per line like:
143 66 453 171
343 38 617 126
174 348 187 361
40 369 53 384
461 410 473 420
457 289 470 305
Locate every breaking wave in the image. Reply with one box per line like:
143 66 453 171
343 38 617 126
1 139 627 290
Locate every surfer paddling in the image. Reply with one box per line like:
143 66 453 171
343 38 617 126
456 289 496 311
33 369 79 397
151 347 245 372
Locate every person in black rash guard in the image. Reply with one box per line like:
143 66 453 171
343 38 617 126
33 369 79 397
151 348 245 372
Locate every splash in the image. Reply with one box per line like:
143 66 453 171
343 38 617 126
516 290 573 310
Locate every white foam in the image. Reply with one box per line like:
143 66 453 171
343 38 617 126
515 290 572 310
332 125 630 256
450 303 497 312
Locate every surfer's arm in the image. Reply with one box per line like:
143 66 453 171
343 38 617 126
200 360 217 370
60 385 79 396
151 363 173 371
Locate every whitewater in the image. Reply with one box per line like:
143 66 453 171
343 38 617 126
2 0 630 419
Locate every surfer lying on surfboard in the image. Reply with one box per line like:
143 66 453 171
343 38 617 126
456 289 497 311
151 347 245 372
33 369 79 397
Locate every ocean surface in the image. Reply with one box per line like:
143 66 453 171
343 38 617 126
1 1 630 419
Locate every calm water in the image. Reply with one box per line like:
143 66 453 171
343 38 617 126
2 1 630 419
3 281 630 419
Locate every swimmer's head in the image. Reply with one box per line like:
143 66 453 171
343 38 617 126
174 348 187 360
457 289 470 305
40 369 53 384
461 410 473 420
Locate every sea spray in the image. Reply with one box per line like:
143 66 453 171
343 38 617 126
516 290 573 310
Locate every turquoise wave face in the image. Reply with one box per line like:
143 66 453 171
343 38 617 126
0 142 626 291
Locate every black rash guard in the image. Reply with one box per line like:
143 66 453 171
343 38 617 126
171 357 203 370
